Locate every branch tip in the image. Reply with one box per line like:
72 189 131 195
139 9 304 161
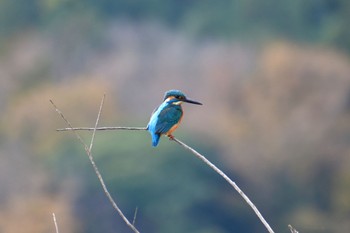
288 224 299 233
52 213 59 233
172 137 275 233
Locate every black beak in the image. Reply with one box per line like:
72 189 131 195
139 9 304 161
183 98 202 105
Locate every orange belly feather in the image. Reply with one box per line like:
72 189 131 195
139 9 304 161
165 114 183 136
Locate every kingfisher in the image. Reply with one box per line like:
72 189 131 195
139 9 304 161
147 90 202 147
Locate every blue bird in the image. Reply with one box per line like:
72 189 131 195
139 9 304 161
147 90 202 147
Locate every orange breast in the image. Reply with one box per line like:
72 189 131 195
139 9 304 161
166 123 180 136
165 114 183 136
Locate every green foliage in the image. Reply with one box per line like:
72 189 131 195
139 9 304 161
0 0 41 36
1 0 350 52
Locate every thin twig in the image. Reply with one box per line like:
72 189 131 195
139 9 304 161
132 207 138 226
52 213 59 233
50 100 88 153
172 137 275 233
50 99 140 233
288 224 299 233
89 94 105 152
57 127 147 131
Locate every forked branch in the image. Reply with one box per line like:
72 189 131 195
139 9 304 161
53 97 275 233
50 98 140 233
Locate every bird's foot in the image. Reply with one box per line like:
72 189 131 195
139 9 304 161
167 135 175 140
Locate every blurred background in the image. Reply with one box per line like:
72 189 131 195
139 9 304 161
1 0 350 232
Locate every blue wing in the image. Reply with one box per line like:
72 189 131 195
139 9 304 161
147 103 182 147
154 104 183 134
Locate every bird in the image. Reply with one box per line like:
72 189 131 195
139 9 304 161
147 90 202 147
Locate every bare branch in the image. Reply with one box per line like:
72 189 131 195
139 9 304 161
288 224 299 233
57 127 147 131
132 207 138 226
53 102 275 232
50 100 89 150
89 94 105 152
52 213 59 233
172 137 275 233
50 99 140 233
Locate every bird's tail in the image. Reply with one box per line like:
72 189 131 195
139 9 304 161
152 133 161 147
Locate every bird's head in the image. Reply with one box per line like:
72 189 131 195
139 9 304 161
163 90 202 105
